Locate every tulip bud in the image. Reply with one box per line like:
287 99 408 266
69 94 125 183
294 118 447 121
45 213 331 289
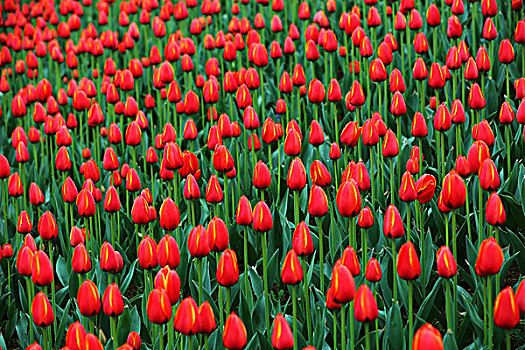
494 287 520 329
77 279 101 317
413 324 444 350
32 291 55 327
103 283 124 316
354 284 378 322
475 237 503 276
223 313 247 350
330 263 356 303
271 313 294 350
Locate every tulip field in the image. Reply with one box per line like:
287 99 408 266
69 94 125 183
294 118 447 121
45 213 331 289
3 0 525 348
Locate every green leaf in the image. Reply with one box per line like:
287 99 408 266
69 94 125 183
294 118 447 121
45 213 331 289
120 259 137 295
386 303 403 350
56 256 69 286
443 330 459 350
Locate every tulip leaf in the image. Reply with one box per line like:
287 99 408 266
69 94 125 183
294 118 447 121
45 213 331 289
500 250 520 283
385 303 403 350
15 312 29 349
443 330 459 350
267 248 280 292
256 330 273 350
248 267 264 298
17 280 28 314
55 300 72 346
120 259 137 294
422 229 434 290
459 292 484 338
56 256 70 287
417 277 442 321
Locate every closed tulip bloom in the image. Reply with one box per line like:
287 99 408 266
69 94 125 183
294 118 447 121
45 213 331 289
17 210 32 234
223 313 248 350
0 154 10 179
127 331 141 349
382 129 399 157
158 198 180 231
186 224 211 258
32 291 55 327
329 142 341 160
399 171 417 202
103 283 124 316
442 171 466 209
154 267 181 305
138 236 158 270
357 207 374 229
208 216 229 252
340 121 361 148
38 211 58 240
184 174 201 200
131 195 150 225
499 39 515 64
217 249 240 287
66 321 86 350
2 244 13 259
77 279 101 317
428 63 446 89
281 249 304 285
17 244 34 276
515 280 525 313
473 120 495 147
494 287 520 329
336 180 362 218
72 243 92 274
197 301 217 334
412 324 443 350
77 189 96 217
415 174 436 204
308 185 328 217
147 288 172 324
292 221 314 256
383 204 405 238
103 186 121 213
287 158 306 191
236 196 253 225
206 175 224 204
354 284 378 322
478 159 500 191
330 262 356 303
362 119 380 146
310 160 331 187
390 91 407 116
213 145 234 172
174 297 200 335
340 246 361 276
8 172 23 197
100 242 120 273
32 250 54 286
475 237 503 276
284 129 302 156
469 83 486 110
467 141 491 174
308 79 326 103
271 313 294 350
253 201 273 232
365 258 382 282
499 101 514 124
486 192 506 226
253 161 271 189
397 241 421 280
29 183 44 206
436 246 457 278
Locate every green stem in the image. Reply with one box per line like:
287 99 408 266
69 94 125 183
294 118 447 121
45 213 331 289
406 203 411 242
292 286 298 350
505 124 511 179
262 231 270 338
341 305 346 350
301 256 313 343
365 322 370 350
318 217 325 295
111 316 117 350
408 280 413 349
390 158 394 204
293 191 299 225
392 239 398 303
197 258 203 304
243 227 251 303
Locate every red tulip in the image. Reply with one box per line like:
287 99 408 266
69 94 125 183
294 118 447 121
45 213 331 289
271 313 294 350
365 258 382 282
173 297 200 335
32 291 55 327
154 267 181 305
102 283 124 316
217 249 240 287
77 279 101 317
486 192 506 226
397 241 421 280
354 284 378 322
436 246 457 278
475 237 503 276
330 262 356 303
494 287 520 329
383 204 405 238
147 288 172 324
412 324 443 350
223 313 247 350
